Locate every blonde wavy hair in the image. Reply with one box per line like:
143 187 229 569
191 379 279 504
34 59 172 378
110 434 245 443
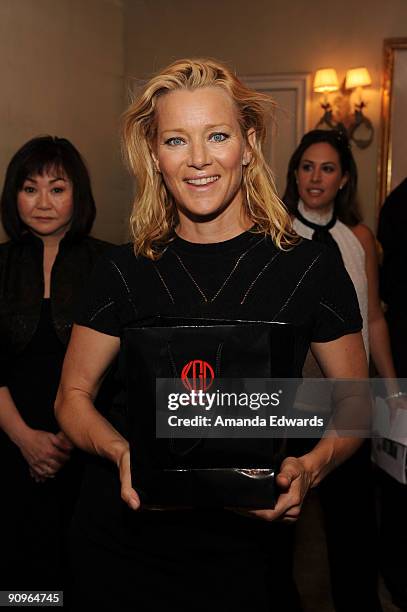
122 57 297 259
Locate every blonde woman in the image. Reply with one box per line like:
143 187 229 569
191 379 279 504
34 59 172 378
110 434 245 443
56 59 366 611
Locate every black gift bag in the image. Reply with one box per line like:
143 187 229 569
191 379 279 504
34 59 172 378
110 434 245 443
123 317 297 509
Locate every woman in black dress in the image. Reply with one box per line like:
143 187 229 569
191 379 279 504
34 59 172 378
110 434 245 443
56 59 367 612
0 136 111 595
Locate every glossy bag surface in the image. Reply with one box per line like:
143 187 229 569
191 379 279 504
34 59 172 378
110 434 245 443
124 317 297 508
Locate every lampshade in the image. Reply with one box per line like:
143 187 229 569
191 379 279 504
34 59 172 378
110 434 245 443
313 68 339 93
345 67 372 90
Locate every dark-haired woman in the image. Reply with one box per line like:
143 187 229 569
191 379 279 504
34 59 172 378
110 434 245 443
283 129 402 612
0 136 112 594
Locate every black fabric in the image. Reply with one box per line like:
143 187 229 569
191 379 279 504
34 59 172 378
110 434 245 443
0 232 111 360
77 233 361 348
6 300 64 430
318 442 383 612
0 235 113 599
71 231 362 611
377 179 407 609
294 209 343 261
0 301 82 593
384 313 407 378
377 178 407 375
71 458 304 612
377 468 407 610
377 177 407 315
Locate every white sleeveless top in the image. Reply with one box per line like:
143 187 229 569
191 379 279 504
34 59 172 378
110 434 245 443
293 201 369 356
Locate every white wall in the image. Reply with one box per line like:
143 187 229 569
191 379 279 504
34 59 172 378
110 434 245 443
0 0 127 244
123 0 407 231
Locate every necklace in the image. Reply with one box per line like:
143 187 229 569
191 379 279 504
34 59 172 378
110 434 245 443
295 207 337 234
170 236 264 304
294 205 343 261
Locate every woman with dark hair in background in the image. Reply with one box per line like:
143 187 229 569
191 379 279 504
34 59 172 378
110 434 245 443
283 129 404 612
0 136 112 596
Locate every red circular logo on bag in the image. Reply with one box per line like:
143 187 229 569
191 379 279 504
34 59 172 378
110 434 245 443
181 360 215 391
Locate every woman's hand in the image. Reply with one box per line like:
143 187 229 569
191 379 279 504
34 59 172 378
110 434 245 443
0 388 74 480
28 431 74 483
254 457 313 522
233 456 313 523
17 427 72 478
386 394 407 411
115 443 141 511
56 326 142 507
55 430 74 452
29 466 47 484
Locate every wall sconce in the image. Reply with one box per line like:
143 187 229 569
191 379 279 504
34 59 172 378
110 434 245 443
313 66 374 149
345 67 374 149
314 68 340 130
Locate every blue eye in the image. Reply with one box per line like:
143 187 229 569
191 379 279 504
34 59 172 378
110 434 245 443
165 137 185 146
210 133 228 143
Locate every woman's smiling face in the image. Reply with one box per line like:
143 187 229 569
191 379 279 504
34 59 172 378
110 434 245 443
296 142 348 212
152 86 253 223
